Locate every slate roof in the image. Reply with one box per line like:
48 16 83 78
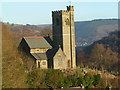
32 53 47 60
46 47 66 60
46 47 58 59
24 36 52 49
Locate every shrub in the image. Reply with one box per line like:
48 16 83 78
59 77 72 88
26 69 101 88
26 69 46 88
27 71 37 87
77 77 85 87
69 75 79 87
83 73 94 88
93 74 101 87
45 69 64 88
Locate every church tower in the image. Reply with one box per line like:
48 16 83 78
52 6 76 68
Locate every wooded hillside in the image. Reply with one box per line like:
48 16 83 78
78 30 120 73
2 22 33 88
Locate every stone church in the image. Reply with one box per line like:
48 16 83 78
19 6 76 69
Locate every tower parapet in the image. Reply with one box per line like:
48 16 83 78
52 10 62 14
52 10 70 15
52 6 74 14
67 6 74 11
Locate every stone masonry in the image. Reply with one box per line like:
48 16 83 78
52 6 76 68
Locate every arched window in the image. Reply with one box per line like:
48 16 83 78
65 18 70 25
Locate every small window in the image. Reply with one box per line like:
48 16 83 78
42 62 46 65
68 60 70 67
65 18 70 25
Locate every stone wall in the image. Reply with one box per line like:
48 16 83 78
36 60 48 69
53 48 67 69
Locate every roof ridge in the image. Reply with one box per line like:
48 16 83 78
24 36 44 38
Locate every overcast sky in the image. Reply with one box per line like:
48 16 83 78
0 1 118 25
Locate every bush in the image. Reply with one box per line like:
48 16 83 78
45 69 64 88
77 76 85 87
27 71 37 87
26 69 101 88
59 77 72 88
26 69 46 88
83 73 94 88
93 74 101 87
68 75 79 87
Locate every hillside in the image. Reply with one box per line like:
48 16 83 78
7 23 48 31
84 30 119 54
75 19 118 45
2 23 35 88
77 30 119 74
94 31 119 54
5 19 118 46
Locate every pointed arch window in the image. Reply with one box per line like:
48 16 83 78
65 18 70 25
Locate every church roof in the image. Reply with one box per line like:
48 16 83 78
24 36 52 49
46 47 66 59
31 53 47 60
